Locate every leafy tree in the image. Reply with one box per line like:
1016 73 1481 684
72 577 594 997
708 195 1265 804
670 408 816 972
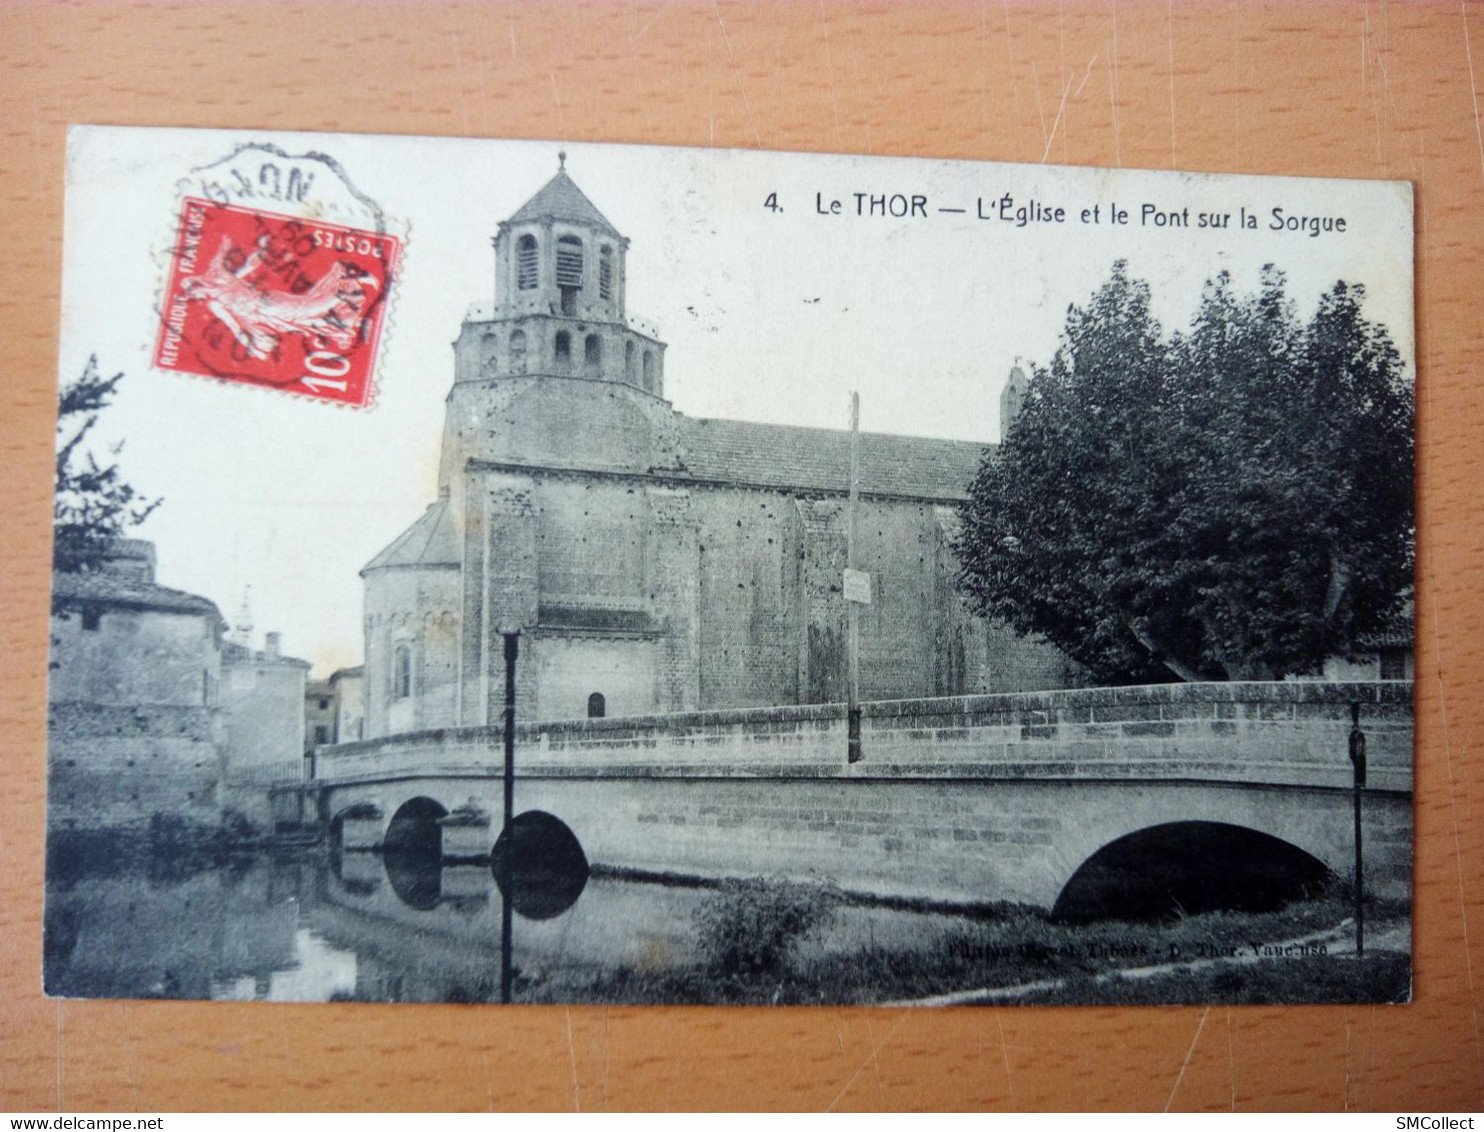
956 262 1413 683
53 357 159 575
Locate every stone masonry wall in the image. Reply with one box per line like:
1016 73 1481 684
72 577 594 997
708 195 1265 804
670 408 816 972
317 682 1413 908
48 701 224 832
531 635 657 721
695 489 803 708
220 664 306 776
49 607 218 707
325 681 1411 791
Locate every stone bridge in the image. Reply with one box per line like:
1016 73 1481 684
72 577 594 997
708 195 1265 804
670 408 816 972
293 681 1413 916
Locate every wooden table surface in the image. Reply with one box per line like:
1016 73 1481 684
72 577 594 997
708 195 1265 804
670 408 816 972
2 1 1481 1112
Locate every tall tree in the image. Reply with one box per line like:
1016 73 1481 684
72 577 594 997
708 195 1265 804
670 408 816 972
956 262 1413 684
53 357 159 575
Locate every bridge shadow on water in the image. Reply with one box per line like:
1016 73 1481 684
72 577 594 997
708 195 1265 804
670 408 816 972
1051 820 1334 923
376 798 590 921
491 810 590 921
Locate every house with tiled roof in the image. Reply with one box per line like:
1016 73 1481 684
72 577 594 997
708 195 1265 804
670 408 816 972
361 160 1079 736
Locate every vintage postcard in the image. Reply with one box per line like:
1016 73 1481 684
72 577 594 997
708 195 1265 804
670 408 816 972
44 127 1415 1006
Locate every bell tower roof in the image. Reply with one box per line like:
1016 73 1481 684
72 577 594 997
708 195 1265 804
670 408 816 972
465 156 665 407
504 155 621 237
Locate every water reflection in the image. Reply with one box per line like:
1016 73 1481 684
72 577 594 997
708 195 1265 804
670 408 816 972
44 839 970 1004
45 849 318 1001
380 848 491 914
211 929 357 1001
334 849 382 896
491 810 589 921
383 847 441 910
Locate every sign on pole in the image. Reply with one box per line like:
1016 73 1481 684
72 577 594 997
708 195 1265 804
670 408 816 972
843 567 872 605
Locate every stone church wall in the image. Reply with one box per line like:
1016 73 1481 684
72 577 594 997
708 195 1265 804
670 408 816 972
929 506 1084 695
535 478 649 606
369 470 1081 733
532 636 658 721
646 486 701 712
693 488 804 708
976 618 1086 694
683 488 1076 709
853 501 944 700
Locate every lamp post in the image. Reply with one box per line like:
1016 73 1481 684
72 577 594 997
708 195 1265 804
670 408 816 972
1348 701 1367 956
500 630 519 1003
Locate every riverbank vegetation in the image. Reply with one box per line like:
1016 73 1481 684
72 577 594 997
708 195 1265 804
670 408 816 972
532 878 1411 1007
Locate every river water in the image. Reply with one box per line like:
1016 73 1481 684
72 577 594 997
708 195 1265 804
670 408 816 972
42 847 968 1005
45 839 1409 1005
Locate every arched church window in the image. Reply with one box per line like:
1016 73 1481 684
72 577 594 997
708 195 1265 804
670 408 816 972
585 334 602 373
516 235 539 291
509 329 527 374
480 332 498 376
556 236 584 286
587 692 606 719
556 235 584 315
642 349 655 391
554 330 571 371
599 246 614 300
625 340 635 383
392 644 412 701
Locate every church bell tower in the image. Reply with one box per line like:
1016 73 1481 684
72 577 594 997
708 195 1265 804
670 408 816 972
1000 361 1029 442
450 153 667 396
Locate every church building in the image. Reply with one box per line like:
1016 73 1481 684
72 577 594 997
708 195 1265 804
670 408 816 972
360 159 1077 736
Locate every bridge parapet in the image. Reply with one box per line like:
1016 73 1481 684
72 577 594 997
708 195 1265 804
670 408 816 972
316 681 1411 793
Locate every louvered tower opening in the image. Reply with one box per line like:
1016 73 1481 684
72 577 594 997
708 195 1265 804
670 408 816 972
556 235 584 315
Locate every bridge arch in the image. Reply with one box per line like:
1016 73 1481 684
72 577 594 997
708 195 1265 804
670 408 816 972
1051 820 1334 922
382 797 449 911
384 796 449 857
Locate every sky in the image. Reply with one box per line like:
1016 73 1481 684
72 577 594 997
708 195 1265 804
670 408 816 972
58 128 1415 675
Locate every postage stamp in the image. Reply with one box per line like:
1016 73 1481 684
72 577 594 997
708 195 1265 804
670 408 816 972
153 197 399 406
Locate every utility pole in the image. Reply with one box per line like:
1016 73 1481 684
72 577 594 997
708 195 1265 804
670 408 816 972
845 392 864 763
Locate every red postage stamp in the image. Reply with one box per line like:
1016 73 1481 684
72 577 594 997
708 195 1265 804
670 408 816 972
154 197 400 407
